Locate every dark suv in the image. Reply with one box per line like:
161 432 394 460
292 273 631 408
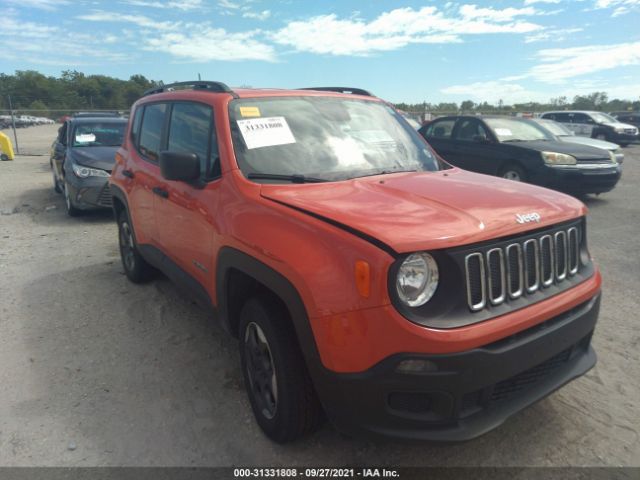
540 110 639 146
110 81 601 443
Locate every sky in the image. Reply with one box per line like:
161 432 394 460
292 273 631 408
0 0 639 105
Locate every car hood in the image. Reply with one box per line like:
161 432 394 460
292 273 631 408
260 169 586 254
69 146 117 171
602 121 637 130
558 135 619 151
508 140 610 160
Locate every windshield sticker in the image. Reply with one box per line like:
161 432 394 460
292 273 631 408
240 106 261 118
494 128 512 136
237 116 296 150
75 133 96 143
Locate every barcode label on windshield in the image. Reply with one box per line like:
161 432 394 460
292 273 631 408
237 116 296 150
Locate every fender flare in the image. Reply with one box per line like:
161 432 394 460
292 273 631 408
216 246 324 372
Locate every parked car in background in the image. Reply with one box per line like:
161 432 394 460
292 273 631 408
111 81 602 443
419 115 621 195
530 118 624 164
50 115 127 216
540 110 639 146
610 112 640 131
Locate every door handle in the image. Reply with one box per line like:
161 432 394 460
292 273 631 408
122 169 134 179
152 186 169 199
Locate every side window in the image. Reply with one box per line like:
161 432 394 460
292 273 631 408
572 113 590 124
57 123 68 145
138 103 167 162
130 107 143 147
552 113 569 122
424 119 455 139
454 119 487 141
167 102 220 179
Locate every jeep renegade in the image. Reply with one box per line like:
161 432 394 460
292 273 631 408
110 82 601 443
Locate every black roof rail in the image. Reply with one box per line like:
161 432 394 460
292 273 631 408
143 81 238 98
298 87 373 97
72 111 121 118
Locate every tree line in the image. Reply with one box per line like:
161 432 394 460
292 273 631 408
397 92 640 115
1 70 638 119
0 70 159 118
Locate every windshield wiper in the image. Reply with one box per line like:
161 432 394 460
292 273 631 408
351 168 418 179
247 173 330 183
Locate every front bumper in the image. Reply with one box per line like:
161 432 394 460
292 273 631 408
65 175 113 210
311 294 599 442
609 132 639 144
536 164 621 194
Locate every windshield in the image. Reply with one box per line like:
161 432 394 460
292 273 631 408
590 112 617 123
72 122 125 147
229 97 440 183
533 119 573 137
485 118 555 142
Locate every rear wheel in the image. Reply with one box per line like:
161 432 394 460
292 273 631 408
117 210 156 283
239 295 323 443
500 164 527 182
52 168 62 193
1 154 9 161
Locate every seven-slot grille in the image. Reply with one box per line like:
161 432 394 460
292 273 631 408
465 225 581 311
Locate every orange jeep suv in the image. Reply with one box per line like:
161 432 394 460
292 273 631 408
110 82 601 443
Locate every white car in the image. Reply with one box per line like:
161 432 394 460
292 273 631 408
540 110 638 146
531 118 624 164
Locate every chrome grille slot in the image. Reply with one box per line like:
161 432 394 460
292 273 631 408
568 227 579 275
523 239 540 293
539 235 554 287
486 248 506 305
465 253 486 311
462 223 584 312
506 243 523 299
555 231 568 281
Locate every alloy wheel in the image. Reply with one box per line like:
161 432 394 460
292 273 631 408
119 221 136 272
503 170 522 181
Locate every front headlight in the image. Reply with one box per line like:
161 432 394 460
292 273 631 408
609 150 617 163
614 127 626 133
541 151 577 165
396 253 439 307
72 163 109 178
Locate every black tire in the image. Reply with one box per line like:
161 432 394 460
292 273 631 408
63 181 82 217
239 295 323 443
52 168 62 193
117 210 156 283
1 153 9 161
595 133 608 141
619 143 629 147
499 163 527 182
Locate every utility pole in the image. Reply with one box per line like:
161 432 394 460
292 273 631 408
7 95 19 155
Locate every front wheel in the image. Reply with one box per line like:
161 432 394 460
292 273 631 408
63 182 82 216
239 295 323 443
500 164 527 182
52 168 62 193
595 133 608 141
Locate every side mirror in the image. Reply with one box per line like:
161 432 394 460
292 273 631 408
159 151 200 182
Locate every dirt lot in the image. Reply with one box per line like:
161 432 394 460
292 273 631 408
0 124 639 467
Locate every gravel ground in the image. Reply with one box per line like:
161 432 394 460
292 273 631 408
0 124 638 467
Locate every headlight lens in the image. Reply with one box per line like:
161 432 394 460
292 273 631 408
541 151 577 165
609 150 617 163
72 164 109 178
614 127 625 133
396 253 439 307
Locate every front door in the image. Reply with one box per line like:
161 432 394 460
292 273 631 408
154 101 221 298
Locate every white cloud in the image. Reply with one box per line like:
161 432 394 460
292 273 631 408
272 6 542 56
593 0 640 16
78 11 179 31
530 41 640 82
242 9 271 21
145 27 277 62
525 27 582 43
4 0 69 10
121 0 204 10
524 0 561 4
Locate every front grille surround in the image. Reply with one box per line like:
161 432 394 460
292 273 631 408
460 219 589 315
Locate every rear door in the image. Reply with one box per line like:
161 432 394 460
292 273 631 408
125 102 167 246
420 118 456 160
447 118 500 174
568 113 595 137
154 101 222 296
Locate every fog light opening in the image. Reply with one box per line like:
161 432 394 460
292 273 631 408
396 359 438 375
